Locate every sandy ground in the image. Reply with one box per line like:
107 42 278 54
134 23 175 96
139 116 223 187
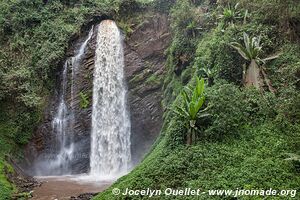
31 175 112 200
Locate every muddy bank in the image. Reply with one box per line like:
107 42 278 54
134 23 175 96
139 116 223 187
4 157 40 199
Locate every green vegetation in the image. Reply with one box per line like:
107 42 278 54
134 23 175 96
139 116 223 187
129 69 153 86
173 77 207 145
285 153 300 171
0 161 15 199
79 91 90 109
218 3 246 27
0 0 299 199
145 74 162 87
230 32 279 91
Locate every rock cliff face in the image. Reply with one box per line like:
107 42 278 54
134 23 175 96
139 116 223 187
124 14 170 164
23 13 170 173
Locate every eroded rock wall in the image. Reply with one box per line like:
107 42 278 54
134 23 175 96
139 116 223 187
124 14 170 164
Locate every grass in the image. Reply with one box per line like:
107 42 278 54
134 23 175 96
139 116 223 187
0 120 17 199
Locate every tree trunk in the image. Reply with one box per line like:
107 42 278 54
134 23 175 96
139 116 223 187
191 129 196 145
187 129 192 145
245 59 262 90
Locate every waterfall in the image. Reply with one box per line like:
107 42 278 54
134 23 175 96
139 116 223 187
50 60 73 175
34 27 93 175
90 20 131 179
71 27 94 110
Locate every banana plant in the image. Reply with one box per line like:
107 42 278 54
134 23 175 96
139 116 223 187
230 32 280 92
173 77 208 145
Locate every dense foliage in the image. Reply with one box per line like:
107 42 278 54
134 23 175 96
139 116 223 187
0 0 299 199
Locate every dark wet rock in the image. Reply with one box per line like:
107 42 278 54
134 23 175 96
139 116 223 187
125 14 170 164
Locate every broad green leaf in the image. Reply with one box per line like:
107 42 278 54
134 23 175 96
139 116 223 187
262 53 281 62
230 42 251 60
189 101 196 119
195 96 205 113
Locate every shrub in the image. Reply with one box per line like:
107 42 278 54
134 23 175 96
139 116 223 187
194 25 244 85
204 81 276 140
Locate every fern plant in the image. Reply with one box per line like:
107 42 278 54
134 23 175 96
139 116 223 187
173 77 208 145
79 92 89 109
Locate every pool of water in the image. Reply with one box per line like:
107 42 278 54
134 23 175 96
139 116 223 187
31 174 113 200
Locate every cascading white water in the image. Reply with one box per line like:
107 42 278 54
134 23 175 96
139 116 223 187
50 60 74 174
71 26 94 110
34 27 93 175
90 20 131 179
